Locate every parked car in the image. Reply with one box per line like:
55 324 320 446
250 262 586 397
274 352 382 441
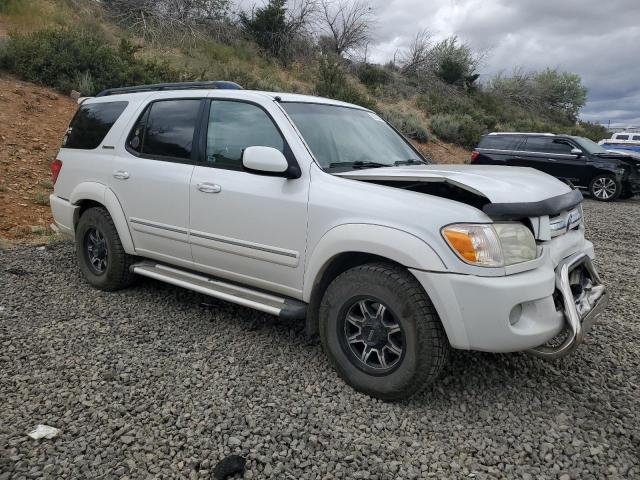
470 133 640 201
50 83 608 400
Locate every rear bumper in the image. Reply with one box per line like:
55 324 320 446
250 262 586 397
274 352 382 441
50 195 77 236
411 235 606 354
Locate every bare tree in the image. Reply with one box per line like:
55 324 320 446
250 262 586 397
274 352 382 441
103 0 231 45
318 0 373 57
399 29 433 76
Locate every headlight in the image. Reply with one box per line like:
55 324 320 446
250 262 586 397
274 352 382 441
442 223 537 267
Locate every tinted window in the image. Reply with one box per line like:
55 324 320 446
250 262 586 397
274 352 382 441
64 101 128 149
616 135 629 140
478 135 521 150
632 135 640 141
205 101 284 170
523 137 574 154
141 100 201 160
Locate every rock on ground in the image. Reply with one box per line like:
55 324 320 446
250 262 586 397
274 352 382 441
0 198 639 479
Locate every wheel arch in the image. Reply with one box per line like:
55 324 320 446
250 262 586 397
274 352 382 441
70 182 135 254
303 224 447 337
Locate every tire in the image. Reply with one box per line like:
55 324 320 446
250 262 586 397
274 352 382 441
75 207 136 291
319 262 448 401
589 174 621 201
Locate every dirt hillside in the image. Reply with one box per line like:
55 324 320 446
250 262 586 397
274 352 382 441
0 75 76 243
0 74 470 244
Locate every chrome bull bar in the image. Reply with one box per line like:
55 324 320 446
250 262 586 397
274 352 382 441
527 252 608 359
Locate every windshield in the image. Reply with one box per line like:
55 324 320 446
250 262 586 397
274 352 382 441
571 136 609 154
281 102 426 170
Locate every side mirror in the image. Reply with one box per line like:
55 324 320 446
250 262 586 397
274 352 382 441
242 146 289 175
571 148 583 157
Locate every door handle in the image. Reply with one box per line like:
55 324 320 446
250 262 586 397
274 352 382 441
197 182 221 194
547 158 558 162
113 170 130 180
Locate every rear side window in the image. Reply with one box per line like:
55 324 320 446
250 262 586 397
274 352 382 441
205 100 284 170
127 99 201 161
63 101 128 149
478 135 521 150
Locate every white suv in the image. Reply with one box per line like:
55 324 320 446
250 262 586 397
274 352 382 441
50 81 608 400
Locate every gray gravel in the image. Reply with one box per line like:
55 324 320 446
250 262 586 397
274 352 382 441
1 198 639 479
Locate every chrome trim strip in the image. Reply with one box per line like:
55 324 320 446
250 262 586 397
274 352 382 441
189 231 298 259
129 218 188 235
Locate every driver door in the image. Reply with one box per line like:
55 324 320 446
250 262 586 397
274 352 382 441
188 99 309 297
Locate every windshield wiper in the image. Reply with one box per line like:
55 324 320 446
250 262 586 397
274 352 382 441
393 158 427 166
327 161 387 169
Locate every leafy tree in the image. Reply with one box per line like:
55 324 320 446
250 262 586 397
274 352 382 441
431 36 479 88
534 68 587 121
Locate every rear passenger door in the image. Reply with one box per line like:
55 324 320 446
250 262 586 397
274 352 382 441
110 97 203 263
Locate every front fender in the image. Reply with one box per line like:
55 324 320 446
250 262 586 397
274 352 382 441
70 182 135 255
303 223 446 302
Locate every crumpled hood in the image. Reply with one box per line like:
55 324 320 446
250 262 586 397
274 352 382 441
335 164 572 204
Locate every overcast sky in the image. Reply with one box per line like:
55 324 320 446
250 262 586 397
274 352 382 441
364 0 640 127
236 0 639 126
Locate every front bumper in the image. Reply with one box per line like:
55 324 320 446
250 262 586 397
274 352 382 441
526 253 607 358
410 234 607 355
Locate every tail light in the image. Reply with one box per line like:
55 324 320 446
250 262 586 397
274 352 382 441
51 159 63 185
470 151 480 162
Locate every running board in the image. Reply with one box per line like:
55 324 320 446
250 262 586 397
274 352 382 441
131 262 307 319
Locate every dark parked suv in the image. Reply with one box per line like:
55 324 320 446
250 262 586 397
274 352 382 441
470 133 640 201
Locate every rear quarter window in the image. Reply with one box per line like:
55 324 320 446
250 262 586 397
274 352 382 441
478 135 521 150
63 101 128 149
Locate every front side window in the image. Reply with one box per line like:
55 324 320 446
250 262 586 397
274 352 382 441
571 136 609 154
64 101 128 149
128 99 201 160
205 100 284 170
523 137 574 154
281 103 424 170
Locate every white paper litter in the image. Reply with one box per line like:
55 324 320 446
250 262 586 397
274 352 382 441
27 425 61 440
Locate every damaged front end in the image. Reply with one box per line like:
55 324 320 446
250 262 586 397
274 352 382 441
336 165 608 358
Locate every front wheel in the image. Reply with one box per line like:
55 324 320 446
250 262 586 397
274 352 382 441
319 263 448 400
589 174 621 201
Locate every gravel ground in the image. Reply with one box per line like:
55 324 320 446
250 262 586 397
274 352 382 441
1 198 639 480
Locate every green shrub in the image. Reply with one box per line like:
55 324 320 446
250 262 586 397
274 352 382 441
315 56 376 110
571 121 609 142
2 29 191 95
380 108 429 143
356 63 392 88
430 113 484 148
33 192 50 206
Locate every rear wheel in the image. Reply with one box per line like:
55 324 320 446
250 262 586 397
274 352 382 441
319 263 448 400
589 174 621 201
75 207 136 291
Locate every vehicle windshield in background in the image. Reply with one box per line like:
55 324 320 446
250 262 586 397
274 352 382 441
281 102 426 171
571 136 609 155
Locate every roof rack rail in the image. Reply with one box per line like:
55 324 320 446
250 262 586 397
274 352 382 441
488 132 555 136
96 80 243 97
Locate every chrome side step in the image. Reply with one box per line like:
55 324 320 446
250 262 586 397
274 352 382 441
131 262 307 319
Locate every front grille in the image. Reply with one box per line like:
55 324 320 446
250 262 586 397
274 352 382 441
549 206 583 238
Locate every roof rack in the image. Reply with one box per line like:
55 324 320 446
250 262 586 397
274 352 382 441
488 132 555 136
96 81 243 97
